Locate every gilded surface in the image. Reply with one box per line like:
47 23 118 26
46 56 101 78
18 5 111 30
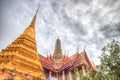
0 5 46 80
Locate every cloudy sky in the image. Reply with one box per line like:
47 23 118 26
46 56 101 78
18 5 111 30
0 0 120 65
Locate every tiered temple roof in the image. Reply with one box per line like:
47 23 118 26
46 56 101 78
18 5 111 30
39 39 96 73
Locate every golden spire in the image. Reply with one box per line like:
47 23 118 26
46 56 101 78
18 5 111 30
0 5 46 80
22 4 40 39
10 4 41 58
53 38 62 58
29 4 40 28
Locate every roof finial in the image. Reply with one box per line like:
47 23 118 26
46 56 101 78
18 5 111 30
84 45 86 51
46 50 49 58
76 47 79 55
77 47 79 51
66 52 68 58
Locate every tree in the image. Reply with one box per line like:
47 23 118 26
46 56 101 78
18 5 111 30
73 68 79 80
93 72 103 80
79 70 83 79
99 39 120 80
87 69 95 80
81 75 90 80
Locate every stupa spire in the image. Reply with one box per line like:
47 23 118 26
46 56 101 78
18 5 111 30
29 4 40 28
0 5 46 80
22 4 40 39
53 38 62 58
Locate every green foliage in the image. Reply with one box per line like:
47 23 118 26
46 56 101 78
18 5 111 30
73 67 96 80
79 70 83 78
81 75 90 80
93 72 103 80
87 70 95 80
73 68 79 77
99 39 120 80
72 40 120 80
73 68 79 80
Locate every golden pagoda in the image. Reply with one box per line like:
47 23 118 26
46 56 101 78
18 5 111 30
0 5 46 80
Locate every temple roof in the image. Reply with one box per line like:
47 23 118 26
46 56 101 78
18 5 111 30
39 49 96 73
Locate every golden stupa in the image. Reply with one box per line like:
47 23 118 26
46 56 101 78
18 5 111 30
0 5 46 80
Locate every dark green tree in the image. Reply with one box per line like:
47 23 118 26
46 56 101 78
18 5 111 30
99 39 120 80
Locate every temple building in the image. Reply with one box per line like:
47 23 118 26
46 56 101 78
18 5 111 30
0 4 96 80
0 5 45 80
40 38 96 80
